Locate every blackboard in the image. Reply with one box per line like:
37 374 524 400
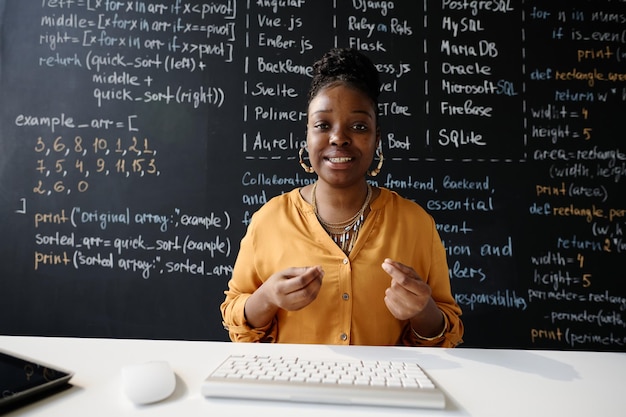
1 0 625 351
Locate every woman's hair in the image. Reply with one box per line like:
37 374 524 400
307 48 380 109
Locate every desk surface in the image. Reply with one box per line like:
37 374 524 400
0 336 624 417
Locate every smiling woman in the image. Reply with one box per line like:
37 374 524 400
220 48 464 347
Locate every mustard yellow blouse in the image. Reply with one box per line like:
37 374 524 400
221 187 464 347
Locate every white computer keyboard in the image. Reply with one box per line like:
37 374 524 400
201 354 445 409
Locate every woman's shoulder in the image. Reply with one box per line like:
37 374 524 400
373 188 438 238
249 188 307 220
374 187 430 217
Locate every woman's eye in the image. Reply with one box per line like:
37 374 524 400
352 123 367 131
314 123 329 130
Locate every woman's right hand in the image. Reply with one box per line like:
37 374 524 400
244 266 324 328
264 266 324 311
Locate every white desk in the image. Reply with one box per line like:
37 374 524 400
1 336 624 417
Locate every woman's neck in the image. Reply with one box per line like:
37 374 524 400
312 180 371 224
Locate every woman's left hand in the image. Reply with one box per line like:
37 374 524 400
381 258 432 320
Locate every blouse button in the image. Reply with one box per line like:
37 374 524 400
342 258 349 264
342 293 349 301
340 333 348 341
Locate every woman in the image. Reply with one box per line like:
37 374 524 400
221 48 463 347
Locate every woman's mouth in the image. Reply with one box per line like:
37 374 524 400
327 157 353 163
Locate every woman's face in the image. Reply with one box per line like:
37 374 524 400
306 83 379 187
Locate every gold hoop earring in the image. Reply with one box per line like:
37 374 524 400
298 147 315 173
368 148 384 177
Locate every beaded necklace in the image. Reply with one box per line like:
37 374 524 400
311 182 372 255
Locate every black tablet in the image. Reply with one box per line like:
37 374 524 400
0 349 74 409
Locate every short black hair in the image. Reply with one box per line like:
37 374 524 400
307 48 380 109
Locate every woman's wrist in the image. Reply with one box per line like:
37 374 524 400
411 310 448 341
244 287 278 329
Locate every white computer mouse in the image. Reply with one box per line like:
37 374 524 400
121 360 176 405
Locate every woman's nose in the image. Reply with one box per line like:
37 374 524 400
329 129 351 146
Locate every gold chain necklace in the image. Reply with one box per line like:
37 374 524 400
311 182 372 255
